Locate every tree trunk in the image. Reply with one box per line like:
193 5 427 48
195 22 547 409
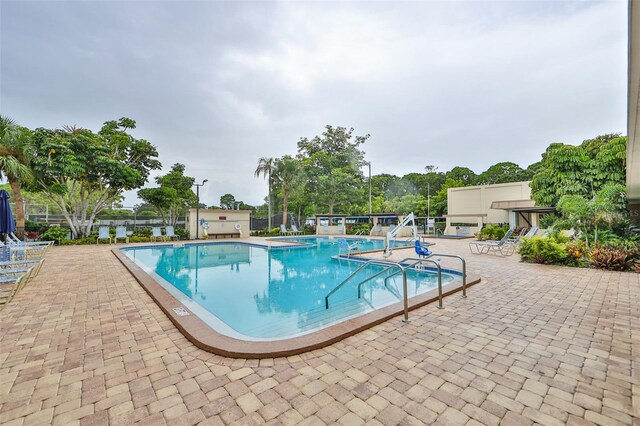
8 178 25 237
282 189 289 225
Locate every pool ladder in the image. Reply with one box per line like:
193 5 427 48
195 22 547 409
324 254 467 322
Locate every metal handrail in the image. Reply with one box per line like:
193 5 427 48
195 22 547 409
398 253 467 298
325 259 410 321
396 258 444 308
356 265 397 298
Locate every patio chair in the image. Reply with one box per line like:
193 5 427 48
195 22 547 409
370 223 382 236
114 226 129 244
10 232 54 248
150 227 165 242
97 226 112 245
414 240 432 258
165 226 179 241
338 238 359 256
2 240 49 260
0 270 31 309
469 228 516 256
279 224 291 236
290 224 303 235
523 226 538 238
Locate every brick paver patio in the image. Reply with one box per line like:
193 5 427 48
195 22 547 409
1 239 638 425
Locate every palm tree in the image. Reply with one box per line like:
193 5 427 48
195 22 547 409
254 157 274 229
0 116 33 235
273 156 302 226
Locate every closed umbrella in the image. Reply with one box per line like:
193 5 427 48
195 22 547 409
0 189 16 240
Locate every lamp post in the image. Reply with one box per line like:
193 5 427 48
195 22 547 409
194 179 208 239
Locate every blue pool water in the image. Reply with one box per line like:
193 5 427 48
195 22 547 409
122 237 456 340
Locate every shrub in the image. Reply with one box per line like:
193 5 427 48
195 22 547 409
132 227 152 237
25 220 49 233
39 227 71 244
347 223 370 235
174 227 189 240
518 236 568 264
476 224 508 241
565 240 588 266
589 244 639 271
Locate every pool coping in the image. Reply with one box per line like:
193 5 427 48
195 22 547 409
112 245 481 359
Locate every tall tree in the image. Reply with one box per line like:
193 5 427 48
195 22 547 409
0 116 33 234
138 163 196 226
272 156 303 225
220 193 236 210
445 166 477 186
254 157 275 228
477 162 531 185
297 125 368 214
30 117 161 238
530 135 626 207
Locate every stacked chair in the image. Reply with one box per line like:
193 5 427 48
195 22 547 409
0 233 51 308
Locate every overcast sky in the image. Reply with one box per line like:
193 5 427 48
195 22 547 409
1 0 628 207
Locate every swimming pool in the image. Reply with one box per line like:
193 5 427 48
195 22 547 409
121 237 457 341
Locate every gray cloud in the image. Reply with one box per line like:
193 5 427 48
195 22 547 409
1 0 627 207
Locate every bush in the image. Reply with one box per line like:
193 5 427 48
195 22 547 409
25 220 49 233
518 236 568 264
347 223 370 235
132 227 152 237
589 244 639 271
565 240 588 266
476 224 508 241
174 227 189 240
39 227 70 244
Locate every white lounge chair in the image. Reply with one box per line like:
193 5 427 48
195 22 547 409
150 227 165 242
279 224 291 236
290 224 303 235
96 226 112 244
469 228 516 256
114 226 129 243
165 226 179 241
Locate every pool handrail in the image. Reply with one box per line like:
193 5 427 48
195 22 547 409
325 260 409 319
397 253 467 298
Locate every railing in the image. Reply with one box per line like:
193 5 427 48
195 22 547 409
324 253 468 322
403 253 467 298
324 260 408 319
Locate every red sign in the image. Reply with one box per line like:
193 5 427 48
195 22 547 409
219 216 226 220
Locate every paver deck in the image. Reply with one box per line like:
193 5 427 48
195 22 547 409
1 238 638 425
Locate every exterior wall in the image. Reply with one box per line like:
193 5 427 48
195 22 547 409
628 0 640 210
446 181 533 234
186 209 251 239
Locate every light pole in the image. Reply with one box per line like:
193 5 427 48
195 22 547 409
194 179 208 239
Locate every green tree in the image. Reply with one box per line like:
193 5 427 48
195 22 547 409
220 193 237 210
272 156 303 225
430 177 464 216
0 116 33 233
138 163 196 226
254 157 275 226
446 166 477 186
530 135 626 207
30 118 161 238
297 125 368 214
477 162 531 185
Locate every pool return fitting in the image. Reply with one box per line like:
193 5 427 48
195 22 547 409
324 254 467 322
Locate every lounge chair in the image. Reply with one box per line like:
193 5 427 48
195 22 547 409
414 240 432 258
10 232 54 248
290 224 303 235
0 270 31 308
114 226 129 244
370 223 382 236
279 224 291 236
2 240 49 260
150 227 165 242
523 226 538 238
165 226 179 241
97 226 112 244
469 228 516 256
338 238 359 256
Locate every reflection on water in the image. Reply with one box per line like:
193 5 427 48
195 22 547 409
124 239 454 338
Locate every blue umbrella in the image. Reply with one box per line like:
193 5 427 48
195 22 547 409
0 189 16 236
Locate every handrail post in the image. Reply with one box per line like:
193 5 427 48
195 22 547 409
437 266 443 309
461 258 467 298
401 269 410 322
